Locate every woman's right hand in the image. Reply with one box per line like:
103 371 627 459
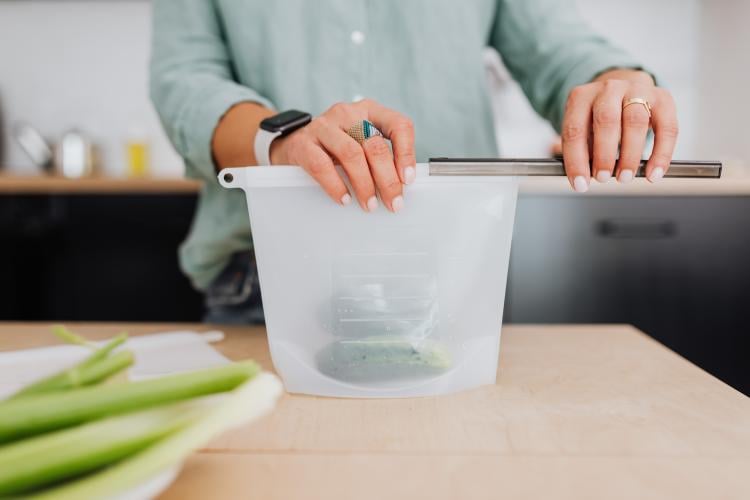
269 99 416 213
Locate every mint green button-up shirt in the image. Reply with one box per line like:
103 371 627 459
150 0 640 290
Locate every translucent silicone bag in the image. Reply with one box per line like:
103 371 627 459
219 164 518 398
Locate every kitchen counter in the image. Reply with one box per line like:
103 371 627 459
0 173 201 194
1 322 748 499
519 172 750 196
2 169 750 196
520 160 750 196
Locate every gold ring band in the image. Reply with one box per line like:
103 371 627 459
622 97 652 118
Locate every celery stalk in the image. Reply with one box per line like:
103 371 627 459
51 325 99 349
0 404 204 496
0 361 259 443
28 372 283 500
10 345 133 400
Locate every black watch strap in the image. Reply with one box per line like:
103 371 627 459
260 109 311 136
255 110 311 165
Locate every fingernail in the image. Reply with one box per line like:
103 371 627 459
573 176 589 193
391 195 404 213
367 196 378 212
595 170 611 183
341 193 352 205
649 167 664 183
619 170 634 183
403 166 416 185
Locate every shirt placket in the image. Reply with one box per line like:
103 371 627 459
348 1 368 103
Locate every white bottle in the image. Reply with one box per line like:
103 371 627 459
57 129 93 178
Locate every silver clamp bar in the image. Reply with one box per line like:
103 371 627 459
428 158 722 178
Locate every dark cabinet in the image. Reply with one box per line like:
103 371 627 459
0 194 203 322
506 195 750 395
1 191 747 395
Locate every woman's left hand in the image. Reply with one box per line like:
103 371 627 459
561 69 679 192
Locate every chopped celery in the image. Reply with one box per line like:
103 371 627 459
0 404 203 496
51 325 99 349
27 373 283 500
0 326 281 499
10 345 133 400
316 337 452 383
0 361 260 443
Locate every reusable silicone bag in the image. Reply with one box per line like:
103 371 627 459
219 164 518 398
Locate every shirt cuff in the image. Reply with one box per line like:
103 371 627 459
180 85 275 180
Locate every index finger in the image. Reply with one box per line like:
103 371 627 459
359 100 417 184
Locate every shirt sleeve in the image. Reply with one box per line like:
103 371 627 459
149 0 274 180
490 0 645 132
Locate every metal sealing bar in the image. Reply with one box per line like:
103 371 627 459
428 158 722 178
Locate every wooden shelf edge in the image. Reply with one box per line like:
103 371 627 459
0 174 202 194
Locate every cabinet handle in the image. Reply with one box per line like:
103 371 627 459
597 219 677 239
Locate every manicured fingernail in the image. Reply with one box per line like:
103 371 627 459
649 167 664 183
341 193 352 205
391 195 404 213
596 170 611 183
403 166 416 185
573 176 589 193
367 196 378 212
619 170 634 183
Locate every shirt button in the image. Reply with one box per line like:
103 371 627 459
352 94 364 102
350 30 365 45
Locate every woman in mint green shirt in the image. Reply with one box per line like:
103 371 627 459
150 0 678 323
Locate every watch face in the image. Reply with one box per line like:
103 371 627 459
261 110 311 134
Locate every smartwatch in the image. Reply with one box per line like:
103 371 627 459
254 109 312 166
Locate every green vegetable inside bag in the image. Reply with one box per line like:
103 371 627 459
316 336 452 384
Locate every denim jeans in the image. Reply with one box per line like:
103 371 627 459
203 250 265 324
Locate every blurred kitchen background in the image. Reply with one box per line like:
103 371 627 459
0 1 748 393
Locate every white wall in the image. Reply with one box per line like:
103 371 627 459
0 1 183 177
489 0 702 159
696 0 750 164
0 0 745 177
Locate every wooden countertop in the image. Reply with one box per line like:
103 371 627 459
521 161 750 196
2 171 750 196
0 174 202 194
1 322 748 499
518 175 750 196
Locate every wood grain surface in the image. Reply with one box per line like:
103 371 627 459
1 322 748 499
